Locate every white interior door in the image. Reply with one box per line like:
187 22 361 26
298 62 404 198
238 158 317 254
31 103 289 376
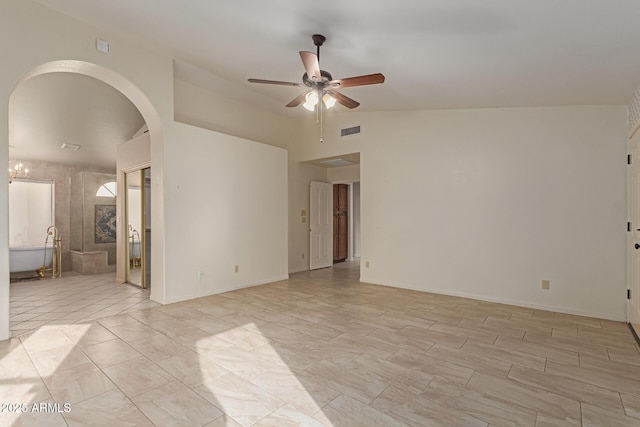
628 131 640 331
310 181 333 270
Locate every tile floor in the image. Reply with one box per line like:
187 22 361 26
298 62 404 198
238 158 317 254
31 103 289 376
10 272 158 337
2 262 640 426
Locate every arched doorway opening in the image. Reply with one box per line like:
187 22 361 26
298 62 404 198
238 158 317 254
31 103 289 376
4 60 165 339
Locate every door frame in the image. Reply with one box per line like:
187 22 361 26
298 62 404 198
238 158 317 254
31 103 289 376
349 181 361 261
310 181 333 270
330 180 360 262
332 183 349 263
628 129 640 334
123 166 149 288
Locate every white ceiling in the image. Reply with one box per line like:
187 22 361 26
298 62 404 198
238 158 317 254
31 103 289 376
34 0 640 114
9 73 144 170
11 1 640 169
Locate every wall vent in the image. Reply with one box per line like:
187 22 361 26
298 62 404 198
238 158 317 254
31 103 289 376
60 143 81 151
341 125 361 137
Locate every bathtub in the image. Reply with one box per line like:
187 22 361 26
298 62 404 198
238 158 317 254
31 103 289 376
9 246 53 273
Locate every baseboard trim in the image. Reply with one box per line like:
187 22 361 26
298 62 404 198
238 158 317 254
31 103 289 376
629 323 640 347
360 277 625 322
163 274 290 305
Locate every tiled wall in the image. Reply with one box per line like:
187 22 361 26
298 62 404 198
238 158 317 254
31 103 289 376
12 161 114 271
78 172 117 264
70 250 116 274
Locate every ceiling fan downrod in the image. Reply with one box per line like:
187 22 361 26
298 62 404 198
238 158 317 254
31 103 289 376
247 33 384 113
312 34 326 63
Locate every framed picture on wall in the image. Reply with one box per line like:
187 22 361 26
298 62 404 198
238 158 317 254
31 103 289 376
95 204 116 243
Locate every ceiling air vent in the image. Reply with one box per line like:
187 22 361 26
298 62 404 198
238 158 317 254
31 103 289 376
341 125 361 137
60 143 81 151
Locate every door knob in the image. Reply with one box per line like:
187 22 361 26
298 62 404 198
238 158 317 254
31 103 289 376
635 243 640 250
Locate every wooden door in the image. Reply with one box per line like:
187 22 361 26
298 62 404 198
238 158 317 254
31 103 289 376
333 184 348 262
310 181 333 270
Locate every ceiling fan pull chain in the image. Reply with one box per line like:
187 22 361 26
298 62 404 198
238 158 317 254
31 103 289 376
319 97 324 143
247 34 383 115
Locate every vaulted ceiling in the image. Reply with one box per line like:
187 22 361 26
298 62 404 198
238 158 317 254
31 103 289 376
9 73 144 170
11 1 640 169
34 0 640 114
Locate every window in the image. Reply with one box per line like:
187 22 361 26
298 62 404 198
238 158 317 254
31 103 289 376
9 180 54 247
96 181 117 197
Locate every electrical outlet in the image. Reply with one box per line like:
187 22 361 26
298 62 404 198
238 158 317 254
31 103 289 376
301 210 306 216
197 271 204 280
365 261 370 268
542 280 550 290
234 265 239 273
302 217 306 223
301 253 305 259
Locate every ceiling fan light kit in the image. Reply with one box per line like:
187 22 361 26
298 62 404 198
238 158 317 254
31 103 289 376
323 93 336 108
302 91 336 111
303 91 319 111
248 34 384 142
248 34 385 112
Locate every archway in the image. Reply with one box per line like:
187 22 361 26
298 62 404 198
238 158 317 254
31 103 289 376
3 60 165 339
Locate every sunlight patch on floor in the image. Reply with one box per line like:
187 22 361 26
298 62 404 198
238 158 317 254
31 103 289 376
1 324 93 426
195 322 331 426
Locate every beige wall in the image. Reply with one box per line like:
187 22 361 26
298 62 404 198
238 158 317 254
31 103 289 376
1 0 630 342
0 0 173 338
298 106 628 320
174 79 293 150
163 123 288 302
174 78 327 273
327 164 360 183
0 0 292 338
298 112 364 162
288 153 328 273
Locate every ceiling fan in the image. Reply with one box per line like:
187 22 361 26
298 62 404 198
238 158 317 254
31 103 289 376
248 34 385 111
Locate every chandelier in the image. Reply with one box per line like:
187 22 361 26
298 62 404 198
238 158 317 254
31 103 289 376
8 162 28 184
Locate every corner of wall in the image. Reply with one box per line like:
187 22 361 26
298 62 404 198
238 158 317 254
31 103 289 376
629 85 640 137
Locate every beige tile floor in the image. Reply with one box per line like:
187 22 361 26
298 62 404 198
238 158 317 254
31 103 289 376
2 261 640 426
10 272 158 337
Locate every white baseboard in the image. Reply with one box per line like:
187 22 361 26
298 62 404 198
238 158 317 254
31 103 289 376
163 274 290 305
360 277 625 322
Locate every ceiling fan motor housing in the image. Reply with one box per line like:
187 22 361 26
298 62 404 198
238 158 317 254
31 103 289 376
247 33 383 109
303 70 333 88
